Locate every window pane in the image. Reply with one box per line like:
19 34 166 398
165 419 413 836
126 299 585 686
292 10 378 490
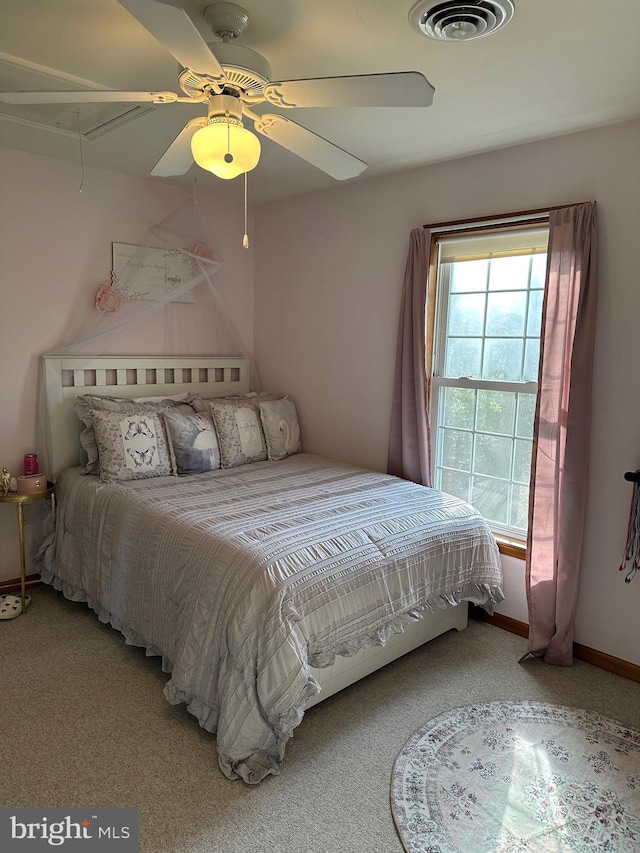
440 469 470 502
530 254 547 289
445 338 482 378
513 439 532 484
472 476 510 526
434 228 547 540
450 260 488 292
488 256 531 291
527 289 544 337
524 338 540 381
516 393 536 438
442 387 476 430
441 428 472 471
474 434 512 479
448 292 486 336
476 390 515 435
485 291 527 337
482 338 523 381
510 483 529 531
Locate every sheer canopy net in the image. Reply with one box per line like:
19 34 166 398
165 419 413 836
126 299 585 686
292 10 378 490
35 193 255 477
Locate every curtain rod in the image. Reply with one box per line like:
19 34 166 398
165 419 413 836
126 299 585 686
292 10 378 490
423 201 594 232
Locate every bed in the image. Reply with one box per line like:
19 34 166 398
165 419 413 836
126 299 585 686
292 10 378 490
39 355 504 783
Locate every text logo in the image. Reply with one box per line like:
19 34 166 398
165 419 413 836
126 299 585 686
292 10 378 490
0 809 139 851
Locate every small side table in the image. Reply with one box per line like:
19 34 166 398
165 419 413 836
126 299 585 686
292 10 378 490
0 484 55 615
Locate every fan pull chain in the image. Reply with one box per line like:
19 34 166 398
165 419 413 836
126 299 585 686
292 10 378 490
243 171 250 249
225 112 233 165
76 110 85 193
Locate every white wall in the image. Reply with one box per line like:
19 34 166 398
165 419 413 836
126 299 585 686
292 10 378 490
254 119 640 665
0 147 253 583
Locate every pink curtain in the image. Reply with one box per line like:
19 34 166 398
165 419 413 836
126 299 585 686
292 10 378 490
524 202 597 666
388 228 432 486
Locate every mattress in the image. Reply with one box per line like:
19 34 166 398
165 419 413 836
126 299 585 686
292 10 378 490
39 453 503 783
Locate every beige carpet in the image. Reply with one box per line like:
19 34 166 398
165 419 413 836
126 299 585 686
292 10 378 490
2 586 639 853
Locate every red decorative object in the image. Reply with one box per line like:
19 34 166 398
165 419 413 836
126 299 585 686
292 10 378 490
96 284 124 315
191 242 217 261
23 454 38 476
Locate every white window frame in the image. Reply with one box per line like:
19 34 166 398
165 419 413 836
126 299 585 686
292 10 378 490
429 232 547 544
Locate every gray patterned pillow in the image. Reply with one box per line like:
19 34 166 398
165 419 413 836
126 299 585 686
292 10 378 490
75 395 191 474
163 410 220 475
187 391 277 414
259 398 302 461
208 397 278 468
91 409 172 482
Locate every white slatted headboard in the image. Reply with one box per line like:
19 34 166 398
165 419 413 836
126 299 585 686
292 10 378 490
43 355 251 477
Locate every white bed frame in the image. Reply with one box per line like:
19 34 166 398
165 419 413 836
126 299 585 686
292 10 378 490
43 354 251 476
43 354 467 708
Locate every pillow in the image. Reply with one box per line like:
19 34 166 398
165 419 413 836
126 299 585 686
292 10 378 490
133 392 190 403
187 391 275 415
91 409 172 482
259 398 302 461
75 395 191 474
208 397 276 468
163 410 220 475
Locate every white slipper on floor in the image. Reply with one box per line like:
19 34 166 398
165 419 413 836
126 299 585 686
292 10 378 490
0 593 30 619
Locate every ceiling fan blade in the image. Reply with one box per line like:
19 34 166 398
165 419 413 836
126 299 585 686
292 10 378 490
252 114 367 180
0 90 178 105
151 117 206 176
263 72 435 109
118 0 225 88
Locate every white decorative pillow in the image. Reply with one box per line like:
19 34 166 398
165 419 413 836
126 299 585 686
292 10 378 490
75 395 191 474
259 398 302 461
208 398 269 468
91 409 172 482
163 410 220 475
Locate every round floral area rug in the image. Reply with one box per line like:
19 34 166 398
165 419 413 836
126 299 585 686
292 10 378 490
391 701 640 852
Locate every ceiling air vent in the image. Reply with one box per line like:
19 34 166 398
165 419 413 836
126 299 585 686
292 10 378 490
409 1 515 42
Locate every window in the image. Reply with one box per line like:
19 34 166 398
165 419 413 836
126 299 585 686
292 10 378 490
430 226 549 542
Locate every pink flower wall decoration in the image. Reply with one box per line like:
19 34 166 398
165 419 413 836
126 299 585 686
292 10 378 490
95 284 124 315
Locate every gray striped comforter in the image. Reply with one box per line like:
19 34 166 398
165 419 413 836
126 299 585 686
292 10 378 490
41 454 503 783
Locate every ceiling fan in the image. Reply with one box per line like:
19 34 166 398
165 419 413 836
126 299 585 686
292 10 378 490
0 0 435 181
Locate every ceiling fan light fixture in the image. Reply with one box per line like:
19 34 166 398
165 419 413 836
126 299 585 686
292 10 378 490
9 2 433 183
191 117 261 179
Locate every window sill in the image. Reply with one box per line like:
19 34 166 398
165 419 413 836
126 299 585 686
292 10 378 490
494 535 527 560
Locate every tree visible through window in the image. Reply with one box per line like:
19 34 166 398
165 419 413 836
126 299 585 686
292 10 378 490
430 227 549 539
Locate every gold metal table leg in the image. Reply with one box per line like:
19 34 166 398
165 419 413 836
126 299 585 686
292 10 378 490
17 502 26 615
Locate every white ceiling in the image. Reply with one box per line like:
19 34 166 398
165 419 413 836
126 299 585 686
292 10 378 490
1 0 639 203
